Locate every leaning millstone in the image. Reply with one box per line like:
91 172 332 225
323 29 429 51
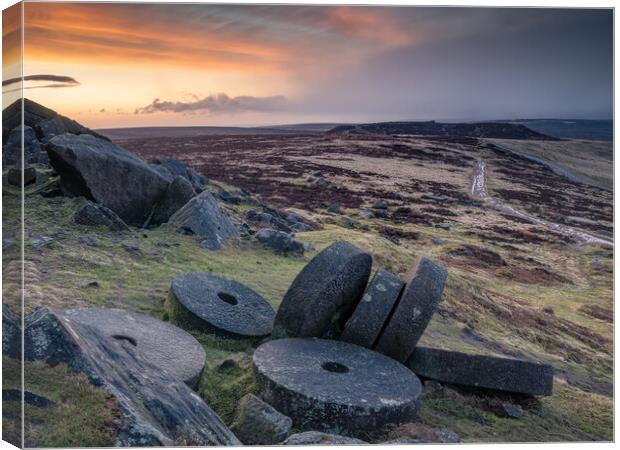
47 134 169 226
63 308 206 388
275 240 372 338
406 347 554 396
375 257 448 362
230 394 292 445
253 338 422 437
168 191 238 250
2 304 21 359
24 307 240 446
167 272 275 338
74 200 130 231
283 432 367 445
341 268 404 348
147 175 196 226
8 166 37 186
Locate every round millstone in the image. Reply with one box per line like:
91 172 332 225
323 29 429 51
407 347 554 396
63 308 206 388
274 240 372 338
375 257 447 362
341 268 404 348
167 272 275 338
253 338 422 437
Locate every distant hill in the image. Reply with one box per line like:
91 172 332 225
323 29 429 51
97 125 325 140
326 121 556 140
505 119 612 141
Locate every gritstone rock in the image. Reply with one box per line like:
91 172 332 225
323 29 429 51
283 432 367 445
230 394 292 445
147 175 196 227
256 228 305 255
74 200 130 231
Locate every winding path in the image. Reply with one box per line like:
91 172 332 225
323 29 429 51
471 158 613 248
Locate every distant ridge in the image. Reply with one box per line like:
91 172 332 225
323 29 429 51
326 121 557 140
505 119 612 141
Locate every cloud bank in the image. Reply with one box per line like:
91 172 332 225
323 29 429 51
135 93 287 115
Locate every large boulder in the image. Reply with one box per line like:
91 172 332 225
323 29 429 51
149 158 206 193
147 176 195 227
2 304 21 359
2 125 41 165
74 200 130 231
230 394 292 445
47 134 169 226
24 307 240 446
168 191 238 250
256 228 305 255
283 431 367 445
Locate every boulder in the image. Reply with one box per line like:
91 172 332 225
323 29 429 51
230 394 292 445
217 187 242 204
275 241 372 338
8 166 37 186
24 307 240 446
2 304 21 359
327 203 341 214
147 176 195 226
149 158 206 193
283 432 367 445
2 125 41 165
167 272 275 338
64 308 206 388
341 268 404 349
253 338 422 438
375 257 448 362
372 199 389 210
406 347 554 396
359 209 375 219
74 200 130 232
168 191 238 250
47 134 169 226
256 228 305 255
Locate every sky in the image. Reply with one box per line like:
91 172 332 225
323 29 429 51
2 3 614 128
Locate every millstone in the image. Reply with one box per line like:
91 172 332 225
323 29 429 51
407 347 554 396
64 308 206 388
274 240 372 337
341 267 404 348
253 338 422 437
375 257 447 362
167 272 275 338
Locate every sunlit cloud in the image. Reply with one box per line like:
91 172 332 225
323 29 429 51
135 93 287 115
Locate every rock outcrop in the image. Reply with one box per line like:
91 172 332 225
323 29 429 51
74 200 130 232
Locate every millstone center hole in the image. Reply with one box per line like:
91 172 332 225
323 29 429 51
112 335 137 346
321 361 349 374
218 292 238 306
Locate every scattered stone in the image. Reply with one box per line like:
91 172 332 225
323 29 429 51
374 209 390 219
304 242 316 252
149 158 207 193
245 209 273 224
63 308 206 388
388 423 460 443
485 399 525 419
382 437 422 444
435 223 451 230
359 209 375 219
122 242 140 252
231 394 293 445
290 222 312 232
254 338 422 437
406 346 554 396
168 191 238 250
24 307 240 446
542 306 555 315
341 268 404 349
8 166 37 186
591 255 603 270
375 257 448 362
31 236 54 249
217 187 242 204
285 213 304 224
218 352 252 371
342 215 355 227
372 199 389 210
2 389 55 409
275 240 372 338
312 177 327 187
431 237 447 245
2 304 21 359
79 233 98 247
47 134 169 226
74 200 130 231
283 432 367 445
2 237 14 251
326 203 341 214
167 272 276 338
2 125 42 165
79 279 99 288
256 228 305 255
147 176 195 226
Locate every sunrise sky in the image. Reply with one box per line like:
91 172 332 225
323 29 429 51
2 3 614 128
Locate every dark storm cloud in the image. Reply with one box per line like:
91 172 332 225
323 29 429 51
135 94 288 115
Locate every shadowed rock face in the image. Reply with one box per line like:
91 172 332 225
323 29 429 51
3 125 41 165
147 176 196 227
168 190 238 250
253 338 422 438
47 134 169 226
407 347 554 396
24 307 240 447
74 200 130 232
230 393 292 445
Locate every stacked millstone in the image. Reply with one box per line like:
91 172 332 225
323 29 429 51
252 240 554 439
